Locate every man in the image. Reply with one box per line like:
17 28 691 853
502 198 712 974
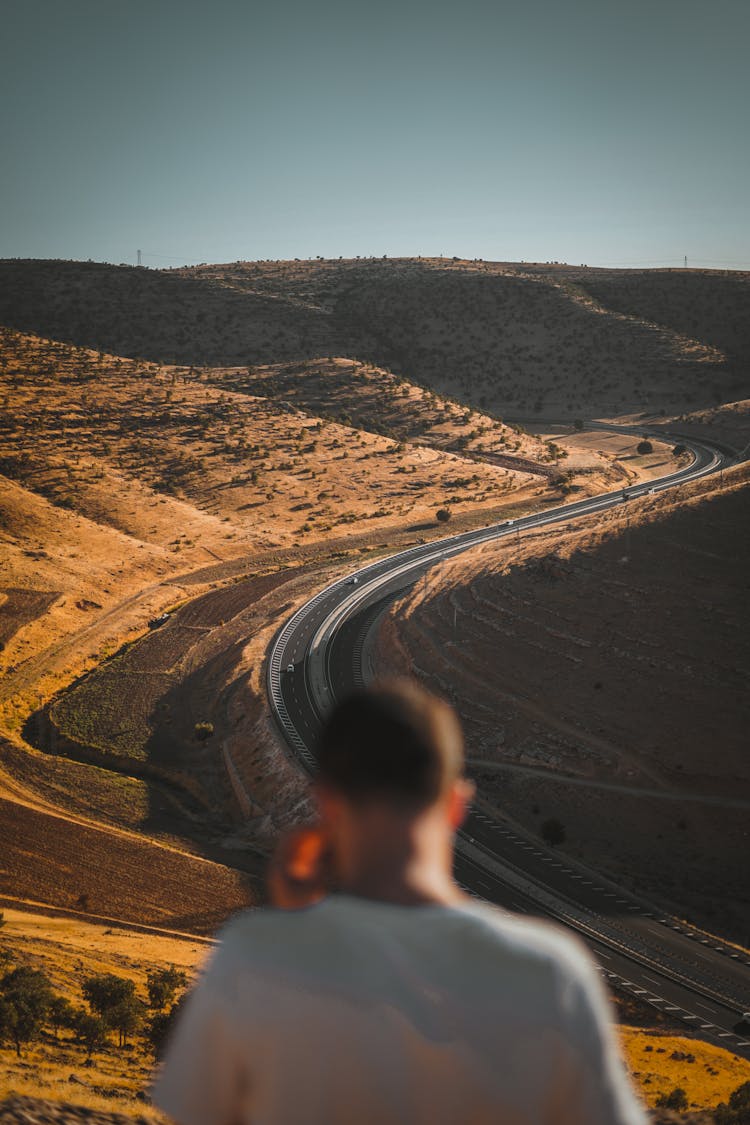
154 680 646 1124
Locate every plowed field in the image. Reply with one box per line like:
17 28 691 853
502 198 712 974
0 794 253 933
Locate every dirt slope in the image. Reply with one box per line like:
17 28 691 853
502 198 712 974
375 462 750 939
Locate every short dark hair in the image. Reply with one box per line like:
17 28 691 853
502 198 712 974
314 680 464 809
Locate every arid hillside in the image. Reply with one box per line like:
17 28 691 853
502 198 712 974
1 258 748 417
375 462 750 940
1 258 749 1122
0 317 592 928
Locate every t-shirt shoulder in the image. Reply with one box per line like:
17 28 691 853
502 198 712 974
214 895 593 982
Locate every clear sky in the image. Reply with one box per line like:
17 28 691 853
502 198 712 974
2 0 748 269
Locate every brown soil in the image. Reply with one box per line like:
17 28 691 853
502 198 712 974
375 462 750 940
0 782 253 933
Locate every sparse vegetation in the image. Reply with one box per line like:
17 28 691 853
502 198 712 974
0 257 749 1117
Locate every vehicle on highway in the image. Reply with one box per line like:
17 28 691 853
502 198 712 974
148 613 170 629
286 664 294 673
504 519 514 525
346 576 359 585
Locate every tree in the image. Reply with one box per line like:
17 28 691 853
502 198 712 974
107 995 145 1047
48 995 76 1039
436 508 451 523
541 818 566 847
0 966 54 1056
82 972 135 1017
73 1009 108 1060
146 996 185 1059
82 972 144 1046
672 443 686 457
146 966 188 1011
636 439 653 454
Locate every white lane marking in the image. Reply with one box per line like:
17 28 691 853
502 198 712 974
695 1002 719 1016
642 975 663 987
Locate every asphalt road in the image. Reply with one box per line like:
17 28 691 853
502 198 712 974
266 424 750 1056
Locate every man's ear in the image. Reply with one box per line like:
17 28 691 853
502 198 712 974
447 778 475 830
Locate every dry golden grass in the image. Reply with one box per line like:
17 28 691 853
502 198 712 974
0 907 208 1117
622 1027 750 1113
0 258 748 1117
4 908 750 1119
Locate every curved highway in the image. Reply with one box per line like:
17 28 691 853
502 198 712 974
266 424 750 1057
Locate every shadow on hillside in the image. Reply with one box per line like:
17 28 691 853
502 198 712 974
0 260 358 368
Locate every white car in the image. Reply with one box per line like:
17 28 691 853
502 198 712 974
286 664 294 674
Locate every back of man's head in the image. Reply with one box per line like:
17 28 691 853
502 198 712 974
314 680 464 811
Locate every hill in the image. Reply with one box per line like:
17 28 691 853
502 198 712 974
374 460 750 940
0 257 749 1117
1 258 748 417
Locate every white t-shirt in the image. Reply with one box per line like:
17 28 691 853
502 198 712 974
153 895 646 1125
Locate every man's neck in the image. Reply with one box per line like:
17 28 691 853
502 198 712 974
335 819 467 907
340 868 466 907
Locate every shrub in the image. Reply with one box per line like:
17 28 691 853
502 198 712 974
636 439 653 454
655 1087 688 1111
541 818 566 847
194 721 214 741
715 1080 750 1123
672 444 687 457
436 508 452 523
